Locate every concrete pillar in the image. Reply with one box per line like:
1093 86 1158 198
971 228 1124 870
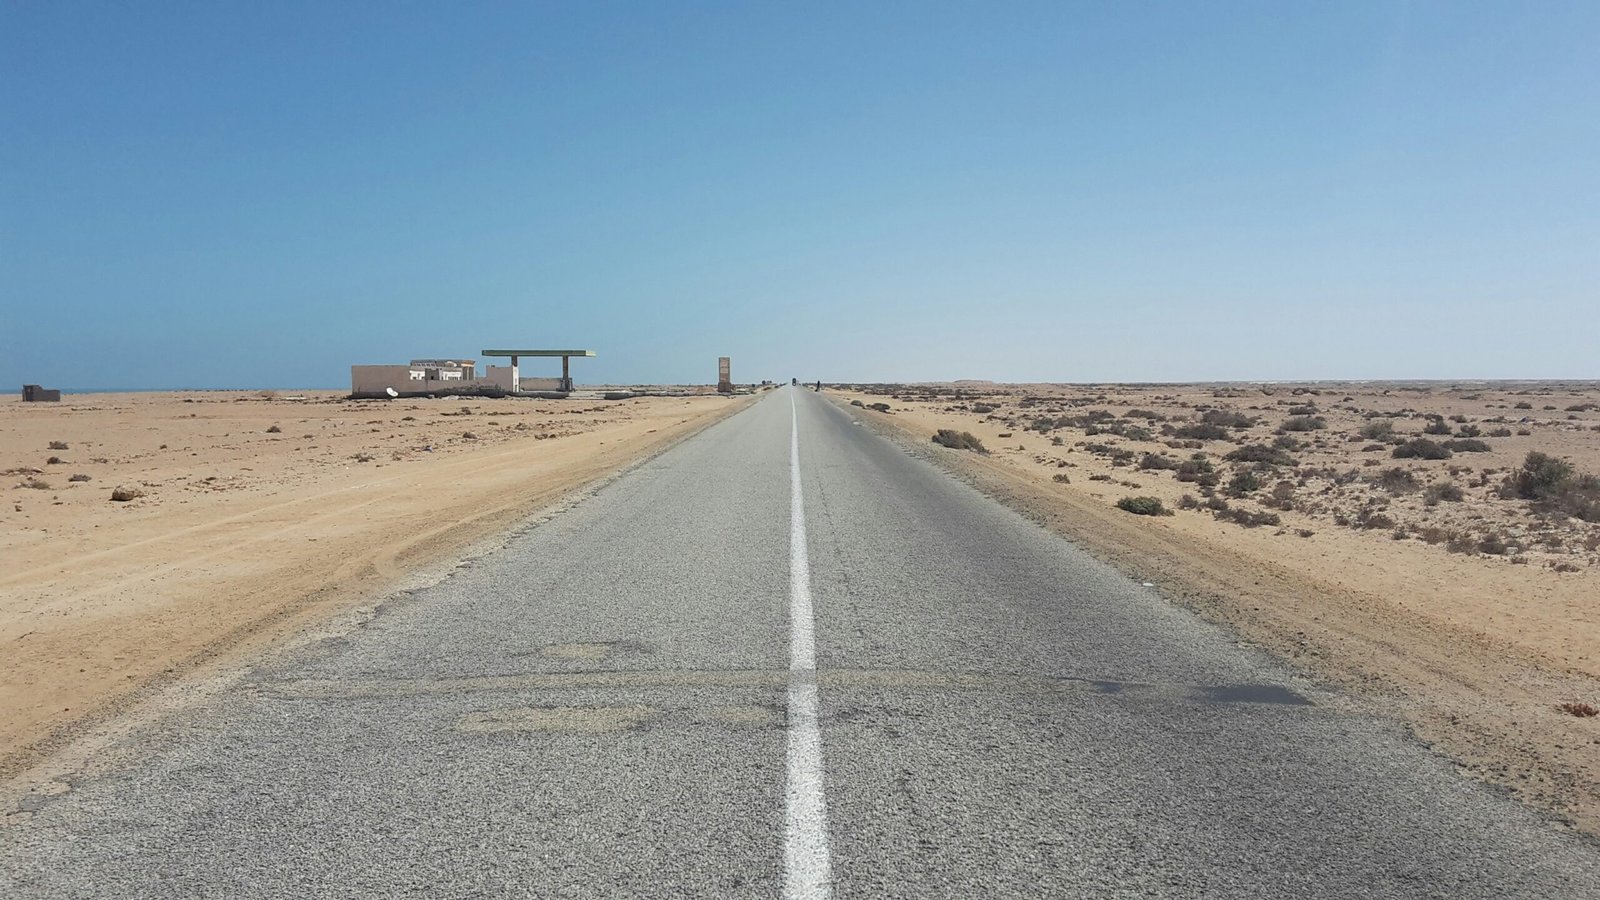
510 355 520 393
561 356 572 392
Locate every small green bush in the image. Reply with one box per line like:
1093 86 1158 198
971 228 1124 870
1224 444 1295 466
1213 505 1281 528
1501 451 1600 521
1227 470 1261 495
1504 451 1572 499
1116 496 1171 516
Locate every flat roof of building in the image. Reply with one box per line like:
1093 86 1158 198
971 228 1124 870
480 349 596 357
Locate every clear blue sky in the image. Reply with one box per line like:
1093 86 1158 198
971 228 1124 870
3 2 1597 389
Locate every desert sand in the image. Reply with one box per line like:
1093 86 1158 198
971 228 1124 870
0 389 747 774
836 382 1600 831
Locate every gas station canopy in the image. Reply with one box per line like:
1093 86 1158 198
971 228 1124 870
480 349 596 393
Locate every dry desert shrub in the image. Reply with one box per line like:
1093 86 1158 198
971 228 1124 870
1213 504 1281 528
1424 482 1464 504
1354 509 1396 530
1175 456 1218 485
1224 444 1295 466
1200 409 1255 429
932 430 987 453
1172 422 1232 441
1359 420 1396 441
1278 415 1327 433
1557 701 1598 718
1501 452 1600 522
1478 531 1512 555
1423 418 1454 436
1267 481 1297 510
1138 453 1178 471
1226 470 1261 496
1418 526 1451 545
47 440 68 450
1393 438 1452 460
1373 468 1421 493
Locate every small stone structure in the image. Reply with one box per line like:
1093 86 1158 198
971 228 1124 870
717 357 732 394
350 359 480 398
21 384 61 402
350 350 595 398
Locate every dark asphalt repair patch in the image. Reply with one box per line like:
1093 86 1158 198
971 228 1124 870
263 668 1313 708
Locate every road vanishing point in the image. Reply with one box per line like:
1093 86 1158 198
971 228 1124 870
4 387 1597 898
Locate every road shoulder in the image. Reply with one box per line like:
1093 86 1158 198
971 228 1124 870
828 394 1600 837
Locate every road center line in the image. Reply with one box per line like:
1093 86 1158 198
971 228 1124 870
785 390 833 900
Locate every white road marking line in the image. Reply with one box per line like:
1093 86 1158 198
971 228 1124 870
786 390 833 900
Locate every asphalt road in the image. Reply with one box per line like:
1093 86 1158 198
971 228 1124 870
4 386 1597 898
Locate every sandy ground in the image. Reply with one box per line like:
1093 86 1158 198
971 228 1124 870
0 389 750 774
834 382 1600 832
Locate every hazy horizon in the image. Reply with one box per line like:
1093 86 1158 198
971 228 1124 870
5 3 1597 389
